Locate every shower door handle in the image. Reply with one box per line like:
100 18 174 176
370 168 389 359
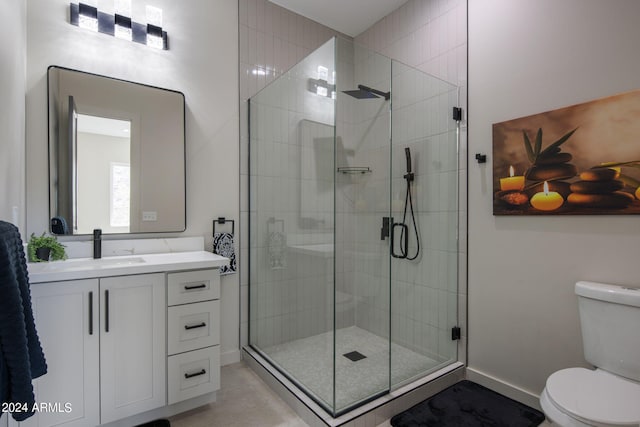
381 216 392 240
391 223 408 259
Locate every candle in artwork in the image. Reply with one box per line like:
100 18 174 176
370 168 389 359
530 181 564 211
500 165 525 191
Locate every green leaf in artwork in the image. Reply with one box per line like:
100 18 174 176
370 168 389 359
619 173 640 188
523 130 535 163
540 127 578 155
594 160 640 168
534 128 542 156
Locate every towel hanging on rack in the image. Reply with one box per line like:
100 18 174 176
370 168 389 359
213 218 236 275
0 221 47 422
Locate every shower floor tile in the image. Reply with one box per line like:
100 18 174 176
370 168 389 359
263 326 440 412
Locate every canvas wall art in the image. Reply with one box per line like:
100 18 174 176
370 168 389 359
492 90 640 215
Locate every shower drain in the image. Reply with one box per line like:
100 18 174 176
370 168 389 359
343 351 367 362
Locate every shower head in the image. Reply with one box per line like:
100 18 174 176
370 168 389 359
342 84 390 101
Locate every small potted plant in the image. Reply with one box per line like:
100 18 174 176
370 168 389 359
27 233 67 262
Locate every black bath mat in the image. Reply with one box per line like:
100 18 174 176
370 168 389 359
391 380 545 427
135 419 170 427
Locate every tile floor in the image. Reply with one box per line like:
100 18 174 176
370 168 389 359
169 362 306 427
169 361 551 427
262 326 440 411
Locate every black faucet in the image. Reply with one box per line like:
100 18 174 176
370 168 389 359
93 229 102 259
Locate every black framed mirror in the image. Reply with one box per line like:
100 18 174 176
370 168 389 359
47 66 186 235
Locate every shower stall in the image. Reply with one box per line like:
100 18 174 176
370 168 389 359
248 37 460 416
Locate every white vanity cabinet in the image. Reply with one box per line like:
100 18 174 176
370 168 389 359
14 249 228 427
11 273 165 427
166 270 221 405
99 274 166 423
10 278 100 427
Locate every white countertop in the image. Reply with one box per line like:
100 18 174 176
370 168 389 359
28 251 229 283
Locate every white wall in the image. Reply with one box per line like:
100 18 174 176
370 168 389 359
0 0 27 232
76 132 130 234
468 0 640 404
26 0 240 363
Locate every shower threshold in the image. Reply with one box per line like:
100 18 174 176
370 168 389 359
243 346 464 427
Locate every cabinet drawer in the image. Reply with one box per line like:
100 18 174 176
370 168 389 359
168 300 219 355
168 346 220 405
168 269 220 306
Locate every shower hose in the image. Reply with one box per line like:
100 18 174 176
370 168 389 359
392 147 420 260
397 174 420 260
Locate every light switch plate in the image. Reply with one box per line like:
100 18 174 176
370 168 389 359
142 211 157 221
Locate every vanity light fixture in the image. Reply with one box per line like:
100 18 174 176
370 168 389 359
70 2 168 50
114 0 132 41
307 65 336 99
145 5 163 49
307 78 336 99
78 1 98 32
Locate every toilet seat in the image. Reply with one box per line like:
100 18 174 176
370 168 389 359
544 367 640 426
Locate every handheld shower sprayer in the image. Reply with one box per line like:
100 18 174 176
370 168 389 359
405 147 412 173
391 147 420 260
404 147 414 181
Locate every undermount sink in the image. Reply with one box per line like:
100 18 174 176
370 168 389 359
30 256 146 273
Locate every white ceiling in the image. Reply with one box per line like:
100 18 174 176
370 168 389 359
268 0 409 37
78 114 130 139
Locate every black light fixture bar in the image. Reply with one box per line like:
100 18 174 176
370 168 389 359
70 3 168 50
114 13 132 30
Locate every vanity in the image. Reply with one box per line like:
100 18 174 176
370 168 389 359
7 241 228 427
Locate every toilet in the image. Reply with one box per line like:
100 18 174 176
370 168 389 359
540 281 640 426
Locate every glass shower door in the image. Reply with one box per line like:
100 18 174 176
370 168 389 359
333 37 392 414
248 36 460 416
389 61 459 388
248 37 338 412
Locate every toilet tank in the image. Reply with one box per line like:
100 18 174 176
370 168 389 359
575 281 640 382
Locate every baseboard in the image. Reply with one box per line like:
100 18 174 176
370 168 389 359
220 348 241 366
465 367 542 411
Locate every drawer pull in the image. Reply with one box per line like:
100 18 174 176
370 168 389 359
184 322 207 330
184 283 207 290
105 289 110 332
88 291 94 335
184 369 206 379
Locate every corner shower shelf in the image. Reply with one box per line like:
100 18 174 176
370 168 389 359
337 167 372 174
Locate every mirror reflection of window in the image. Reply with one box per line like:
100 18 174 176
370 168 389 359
76 114 131 234
110 162 130 229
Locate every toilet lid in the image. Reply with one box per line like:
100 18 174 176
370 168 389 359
546 368 640 426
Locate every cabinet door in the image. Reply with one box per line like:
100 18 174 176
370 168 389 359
10 279 100 427
99 273 166 424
